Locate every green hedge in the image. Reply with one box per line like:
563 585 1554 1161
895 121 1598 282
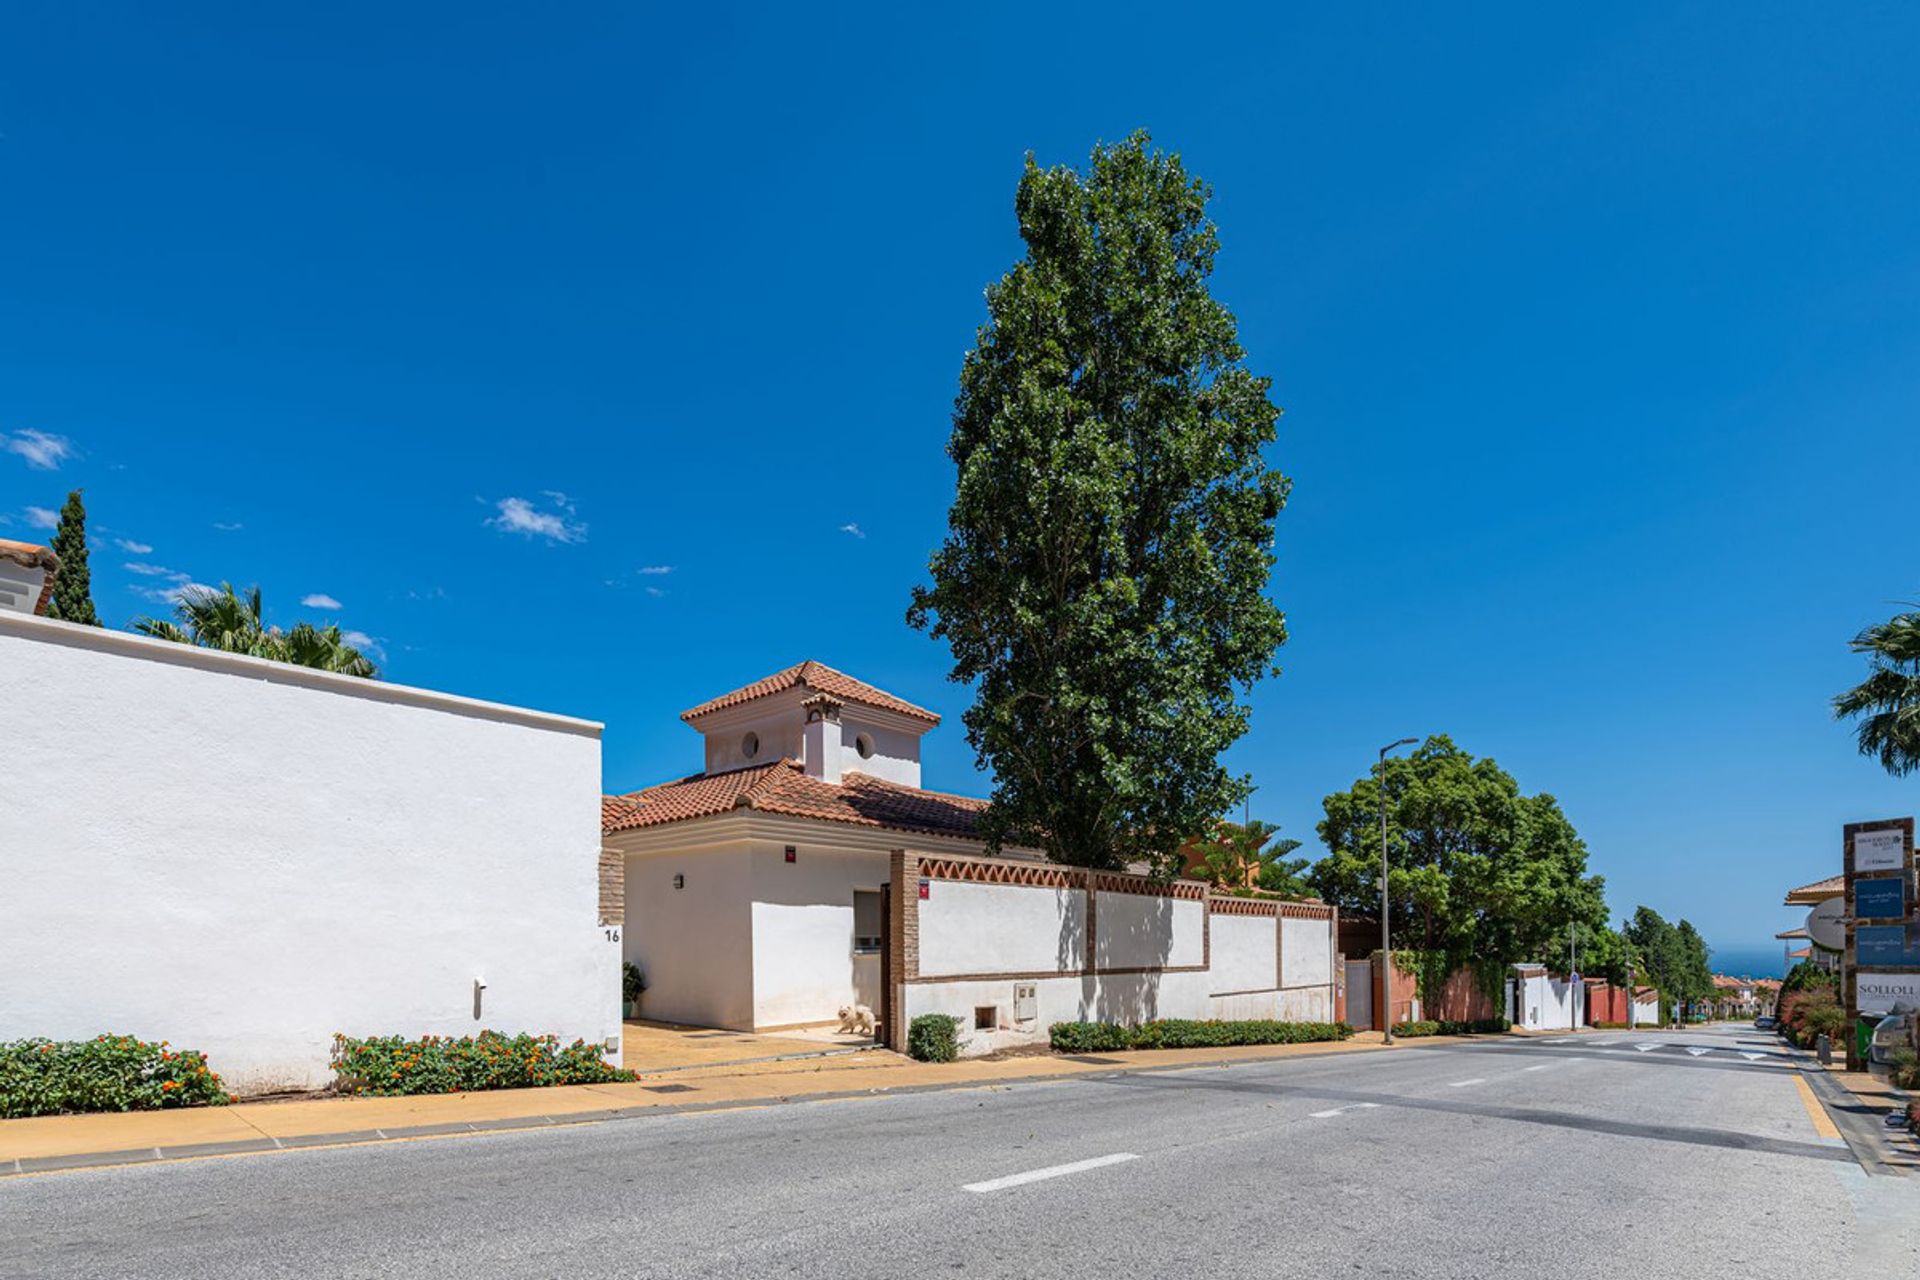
1391 1018 1510 1038
908 1014 963 1063
330 1031 636 1096
1 1035 234 1118
1050 1019 1354 1053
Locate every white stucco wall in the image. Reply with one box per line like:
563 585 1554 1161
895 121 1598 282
1631 996 1660 1026
1280 916 1334 989
624 848 755 1030
1209 915 1278 994
834 712 921 787
906 970 1221 1056
1512 973 1582 1030
918 881 1087 978
1094 892 1205 970
748 843 889 1028
0 614 615 1094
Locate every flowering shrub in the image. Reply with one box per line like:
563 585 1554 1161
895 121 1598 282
0 1035 234 1118
329 1031 636 1096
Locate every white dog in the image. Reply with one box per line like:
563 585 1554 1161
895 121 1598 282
836 1004 876 1036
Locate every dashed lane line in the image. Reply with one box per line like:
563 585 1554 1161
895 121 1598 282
1447 1078 1488 1088
1308 1103 1381 1119
963 1153 1140 1194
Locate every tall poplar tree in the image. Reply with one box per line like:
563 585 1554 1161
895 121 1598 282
908 132 1289 875
45 488 100 626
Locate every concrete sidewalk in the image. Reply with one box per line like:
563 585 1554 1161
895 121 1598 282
1 1029 1488 1176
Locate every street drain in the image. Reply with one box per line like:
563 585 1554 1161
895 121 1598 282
644 1084 696 1093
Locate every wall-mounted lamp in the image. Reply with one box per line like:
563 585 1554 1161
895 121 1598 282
473 976 487 1020
672 873 685 890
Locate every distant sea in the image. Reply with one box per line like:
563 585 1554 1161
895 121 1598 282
1705 944 1790 980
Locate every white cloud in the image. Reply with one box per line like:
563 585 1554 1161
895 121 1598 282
301 593 344 611
2 429 76 470
212 521 243 531
637 565 673 576
24 506 59 530
133 579 214 606
115 537 153 554
124 562 183 577
342 629 385 659
839 522 865 539
645 586 665 598
486 495 586 545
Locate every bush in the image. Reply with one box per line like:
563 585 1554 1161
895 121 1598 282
907 1014 964 1063
1050 1019 1353 1053
1887 1047 1919 1091
330 1031 636 1096
0 1035 234 1118
1392 1020 1441 1037
1390 1018 1509 1038
623 963 646 1005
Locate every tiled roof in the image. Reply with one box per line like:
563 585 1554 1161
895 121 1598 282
1783 874 1842 906
679 661 939 725
603 759 988 840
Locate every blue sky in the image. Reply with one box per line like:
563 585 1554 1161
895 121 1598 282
4 3 1916 969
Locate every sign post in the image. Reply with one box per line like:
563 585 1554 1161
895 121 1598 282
1843 817 1916 1071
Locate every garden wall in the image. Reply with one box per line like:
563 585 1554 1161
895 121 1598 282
889 851 1336 1056
0 612 617 1093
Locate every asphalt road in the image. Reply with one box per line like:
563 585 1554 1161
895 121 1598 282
2 1023 1912 1279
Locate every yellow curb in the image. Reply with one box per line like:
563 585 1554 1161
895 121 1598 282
1794 1074 1842 1141
0 1107 264 1161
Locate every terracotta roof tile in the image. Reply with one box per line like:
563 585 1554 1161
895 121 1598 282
1783 873 1842 906
679 661 939 725
603 760 988 840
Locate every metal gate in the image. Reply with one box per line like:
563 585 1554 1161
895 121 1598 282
1345 959 1374 1031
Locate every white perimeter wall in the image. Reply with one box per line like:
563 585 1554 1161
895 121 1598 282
918 882 1086 977
1632 996 1660 1026
909 872 1336 1056
1513 973 1582 1030
0 615 615 1093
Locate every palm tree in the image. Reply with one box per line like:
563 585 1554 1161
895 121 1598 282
134 583 378 678
1833 603 1920 776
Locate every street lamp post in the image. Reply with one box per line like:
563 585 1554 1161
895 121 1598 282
1378 738 1418 1044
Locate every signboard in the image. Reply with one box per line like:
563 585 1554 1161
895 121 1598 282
1855 876 1908 922
1853 827 1908 874
1856 972 1920 1017
1856 923 1920 967
1805 896 1847 951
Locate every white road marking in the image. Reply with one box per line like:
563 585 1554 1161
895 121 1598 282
1447 1078 1487 1088
1685 1047 1711 1057
1635 1044 1659 1052
1523 1064 1552 1072
1308 1103 1381 1119
1740 1052 1766 1062
964 1153 1139 1193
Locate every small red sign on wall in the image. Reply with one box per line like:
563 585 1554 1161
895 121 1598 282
784 846 796 863
917 878 930 900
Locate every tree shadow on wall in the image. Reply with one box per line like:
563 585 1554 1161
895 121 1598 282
1072 889 1178 1026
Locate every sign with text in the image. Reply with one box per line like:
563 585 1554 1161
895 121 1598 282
1853 827 1908 874
1855 876 1908 922
1855 923 1920 967
1857 972 1920 1017
1805 897 1847 951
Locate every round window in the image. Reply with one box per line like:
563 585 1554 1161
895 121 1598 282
741 731 759 760
854 733 875 760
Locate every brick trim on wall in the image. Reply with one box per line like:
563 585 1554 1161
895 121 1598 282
597 846 624 927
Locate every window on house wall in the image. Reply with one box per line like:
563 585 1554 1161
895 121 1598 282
852 890 882 953
854 732 875 759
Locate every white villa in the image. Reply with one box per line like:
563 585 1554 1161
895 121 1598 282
603 662 1032 1035
603 662 1341 1056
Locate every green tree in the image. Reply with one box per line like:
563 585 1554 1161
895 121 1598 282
1624 906 1714 1009
907 132 1288 876
1308 735 1608 978
1833 603 1920 776
134 583 376 677
44 489 100 625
